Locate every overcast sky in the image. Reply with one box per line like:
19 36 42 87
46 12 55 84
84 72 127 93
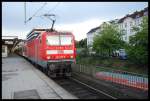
2 2 148 41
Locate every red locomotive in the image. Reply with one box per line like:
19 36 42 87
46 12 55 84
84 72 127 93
23 29 76 77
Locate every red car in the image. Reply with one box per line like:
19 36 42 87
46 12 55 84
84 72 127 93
24 29 76 77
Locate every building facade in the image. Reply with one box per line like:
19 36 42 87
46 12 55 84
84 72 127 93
87 19 118 49
118 7 148 42
86 7 148 48
87 26 100 48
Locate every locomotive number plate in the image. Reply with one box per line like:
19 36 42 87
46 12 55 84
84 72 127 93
58 50 64 54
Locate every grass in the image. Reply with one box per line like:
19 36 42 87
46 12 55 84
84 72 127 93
76 56 148 75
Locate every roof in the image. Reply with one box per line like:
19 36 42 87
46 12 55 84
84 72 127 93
87 26 100 34
118 7 148 23
2 36 18 39
108 19 119 24
28 28 55 34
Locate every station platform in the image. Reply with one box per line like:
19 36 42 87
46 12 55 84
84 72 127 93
2 54 77 99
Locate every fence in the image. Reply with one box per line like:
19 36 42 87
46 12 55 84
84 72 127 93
71 64 96 77
71 64 148 91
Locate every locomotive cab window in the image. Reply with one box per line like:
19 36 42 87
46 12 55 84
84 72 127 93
60 35 72 45
46 35 59 45
46 35 73 46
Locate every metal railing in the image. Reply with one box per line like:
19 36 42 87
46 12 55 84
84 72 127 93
71 64 148 91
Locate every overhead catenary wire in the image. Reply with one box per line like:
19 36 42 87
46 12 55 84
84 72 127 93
25 2 47 23
34 2 60 30
24 2 26 24
25 2 60 30
47 2 60 14
34 2 60 18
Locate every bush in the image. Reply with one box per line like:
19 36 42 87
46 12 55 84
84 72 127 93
78 48 89 57
102 59 113 67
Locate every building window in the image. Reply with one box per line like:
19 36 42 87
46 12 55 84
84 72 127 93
130 28 133 33
136 14 140 18
124 23 127 28
135 19 138 25
124 37 126 40
137 18 141 25
130 22 133 26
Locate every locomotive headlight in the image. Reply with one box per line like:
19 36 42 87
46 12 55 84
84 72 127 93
70 56 73 58
47 56 50 59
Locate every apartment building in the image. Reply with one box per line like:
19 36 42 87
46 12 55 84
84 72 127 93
87 19 118 48
118 7 148 42
87 26 100 48
87 7 148 48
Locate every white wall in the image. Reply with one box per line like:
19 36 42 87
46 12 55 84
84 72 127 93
119 16 145 43
87 28 101 48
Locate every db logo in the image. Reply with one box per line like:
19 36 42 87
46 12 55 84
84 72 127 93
58 50 64 54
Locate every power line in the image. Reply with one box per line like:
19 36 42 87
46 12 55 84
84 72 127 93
24 2 26 24
25 2 47 23
32 2 47 18
32 2 60 18
25 2 59 30
47 2 60 13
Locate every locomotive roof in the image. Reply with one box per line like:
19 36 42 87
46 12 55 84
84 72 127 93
26 29 73 40
27 29 54 37
28 29 72 35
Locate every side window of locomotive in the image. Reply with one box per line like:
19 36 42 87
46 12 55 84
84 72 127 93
34 32 40 38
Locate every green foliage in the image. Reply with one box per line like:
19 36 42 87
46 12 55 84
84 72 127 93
76 38 87 48
77 48 89 57
102 59 113 67
93 23 125 57
127 16 148 66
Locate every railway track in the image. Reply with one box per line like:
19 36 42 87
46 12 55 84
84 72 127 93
22 55 148 99
52 77 117 99
24 56 117 99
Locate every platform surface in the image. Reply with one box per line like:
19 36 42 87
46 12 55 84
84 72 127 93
2 54 77 99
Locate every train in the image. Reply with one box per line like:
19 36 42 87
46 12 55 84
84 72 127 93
16 29 76 78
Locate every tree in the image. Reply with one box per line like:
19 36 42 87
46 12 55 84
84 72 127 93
127 16 148 66
93 23 125 57
76 38 87 48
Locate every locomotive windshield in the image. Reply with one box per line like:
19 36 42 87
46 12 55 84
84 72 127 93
46 35 72 45
60 35 72 45
46 36 59 45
